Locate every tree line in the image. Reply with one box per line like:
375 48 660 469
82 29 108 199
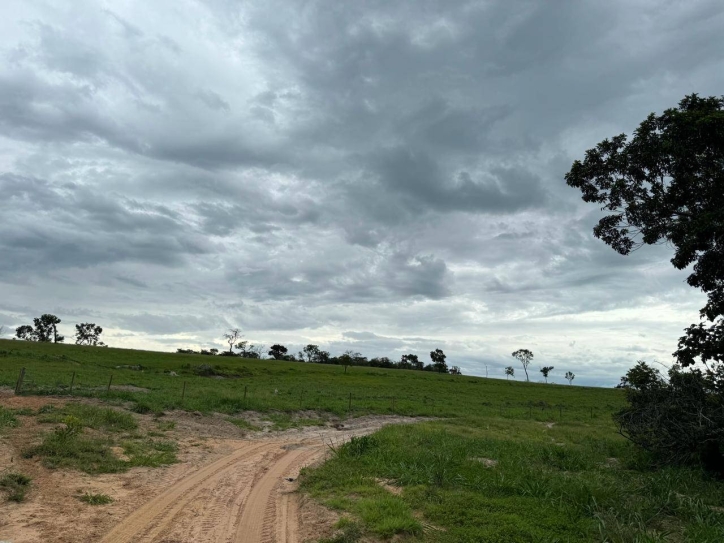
504 349 575 384
177 328 463 374
13 314 105 346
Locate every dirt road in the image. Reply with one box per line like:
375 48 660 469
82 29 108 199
99 419 395 543
0 396 415 543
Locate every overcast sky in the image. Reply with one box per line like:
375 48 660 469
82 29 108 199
0 1 722 386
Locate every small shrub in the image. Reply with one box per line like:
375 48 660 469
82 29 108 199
0 407 19 431
78 492 114 505
0 472 32 502
340 435 378 458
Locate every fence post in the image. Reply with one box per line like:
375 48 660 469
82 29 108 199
14 367 26 395
348 392 352 411
107 374 113 393
243 385 247 402
181 381 186 402
300 390 304 409
69 372 76 395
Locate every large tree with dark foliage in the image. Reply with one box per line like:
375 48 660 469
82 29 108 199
565 94 724 367
15 314 64 343
567 95 724 475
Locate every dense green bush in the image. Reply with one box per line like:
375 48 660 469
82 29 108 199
615 361 724 476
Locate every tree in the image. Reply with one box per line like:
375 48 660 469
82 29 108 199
449 365 462 375
565 371 575 385
505 366 515 380
430 349 448 373
303 344 320 363
74 323 104 346
565 95 724 368
512 349 533 381
268 344 288 360
614 361 724 475
223 328 242 354
401 353 422 370
540 366 554 383
15 325 36 341
15 314 64 343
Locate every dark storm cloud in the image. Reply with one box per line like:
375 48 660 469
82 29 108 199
0 0 721 384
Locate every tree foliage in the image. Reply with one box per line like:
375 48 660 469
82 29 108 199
540 366 554 383
512 349 533 381
15 314 64 343
565 371 575 385
504 366 515 380
268 344 288 360
430 349 448 373
566 94 724 367
614 361 724 476
223 328 242 354
74 323 104 346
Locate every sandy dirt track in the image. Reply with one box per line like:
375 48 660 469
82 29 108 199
0 393 416 543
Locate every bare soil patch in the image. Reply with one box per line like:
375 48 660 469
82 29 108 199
0 393 418 543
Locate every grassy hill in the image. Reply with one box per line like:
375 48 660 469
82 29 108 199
0 339 623 420
2 339 723 542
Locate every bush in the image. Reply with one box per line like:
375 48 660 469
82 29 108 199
614 361 724 476
0 472 32 502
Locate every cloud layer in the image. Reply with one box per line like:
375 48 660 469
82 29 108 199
1 0 722 385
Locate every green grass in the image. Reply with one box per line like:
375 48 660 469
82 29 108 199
78 492 114 505
301 419 724 542
21 403 176 474
0 406 20 431
5 339 715 540
0 472 32 502
0 339 624 421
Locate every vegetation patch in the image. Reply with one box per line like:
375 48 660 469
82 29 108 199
0 406 19 431
38 403 137 432
78 492 114 505
301 420 724 542
25 407 175 474
264 412 326 431
0 472 32 502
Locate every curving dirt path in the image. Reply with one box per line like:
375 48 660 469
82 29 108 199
98 417 410 543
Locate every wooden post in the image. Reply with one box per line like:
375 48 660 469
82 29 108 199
348 392 352 411
344 365 347 374
14 367 26 395
181 381 186 402
300 390 304 409
107 374 113 393
243 385 247 402
69 372 76 395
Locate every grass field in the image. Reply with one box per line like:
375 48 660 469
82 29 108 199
0 339 622 421
2 339 723 541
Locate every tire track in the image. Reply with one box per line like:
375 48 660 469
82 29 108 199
99 442 272 543
234 446 321 543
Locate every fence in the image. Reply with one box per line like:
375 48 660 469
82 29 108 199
10 366 622 424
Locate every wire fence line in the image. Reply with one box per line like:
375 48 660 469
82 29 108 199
11 366 621 423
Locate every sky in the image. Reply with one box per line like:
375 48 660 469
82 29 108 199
0 1 722 386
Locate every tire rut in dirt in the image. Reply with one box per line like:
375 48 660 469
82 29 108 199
99 442 273 543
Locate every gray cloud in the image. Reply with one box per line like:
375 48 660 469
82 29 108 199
0 0 720 385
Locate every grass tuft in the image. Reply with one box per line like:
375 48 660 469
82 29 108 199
0 472 32 502
78 492 114 505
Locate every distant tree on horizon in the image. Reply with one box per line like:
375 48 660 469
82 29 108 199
268 344 288 360
224 328 242 354
430 349 448 373
75 323 105 346
15 314 64 343
540 366 554 383
512 349 533 381
565 371 575 385
505 366 515 380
